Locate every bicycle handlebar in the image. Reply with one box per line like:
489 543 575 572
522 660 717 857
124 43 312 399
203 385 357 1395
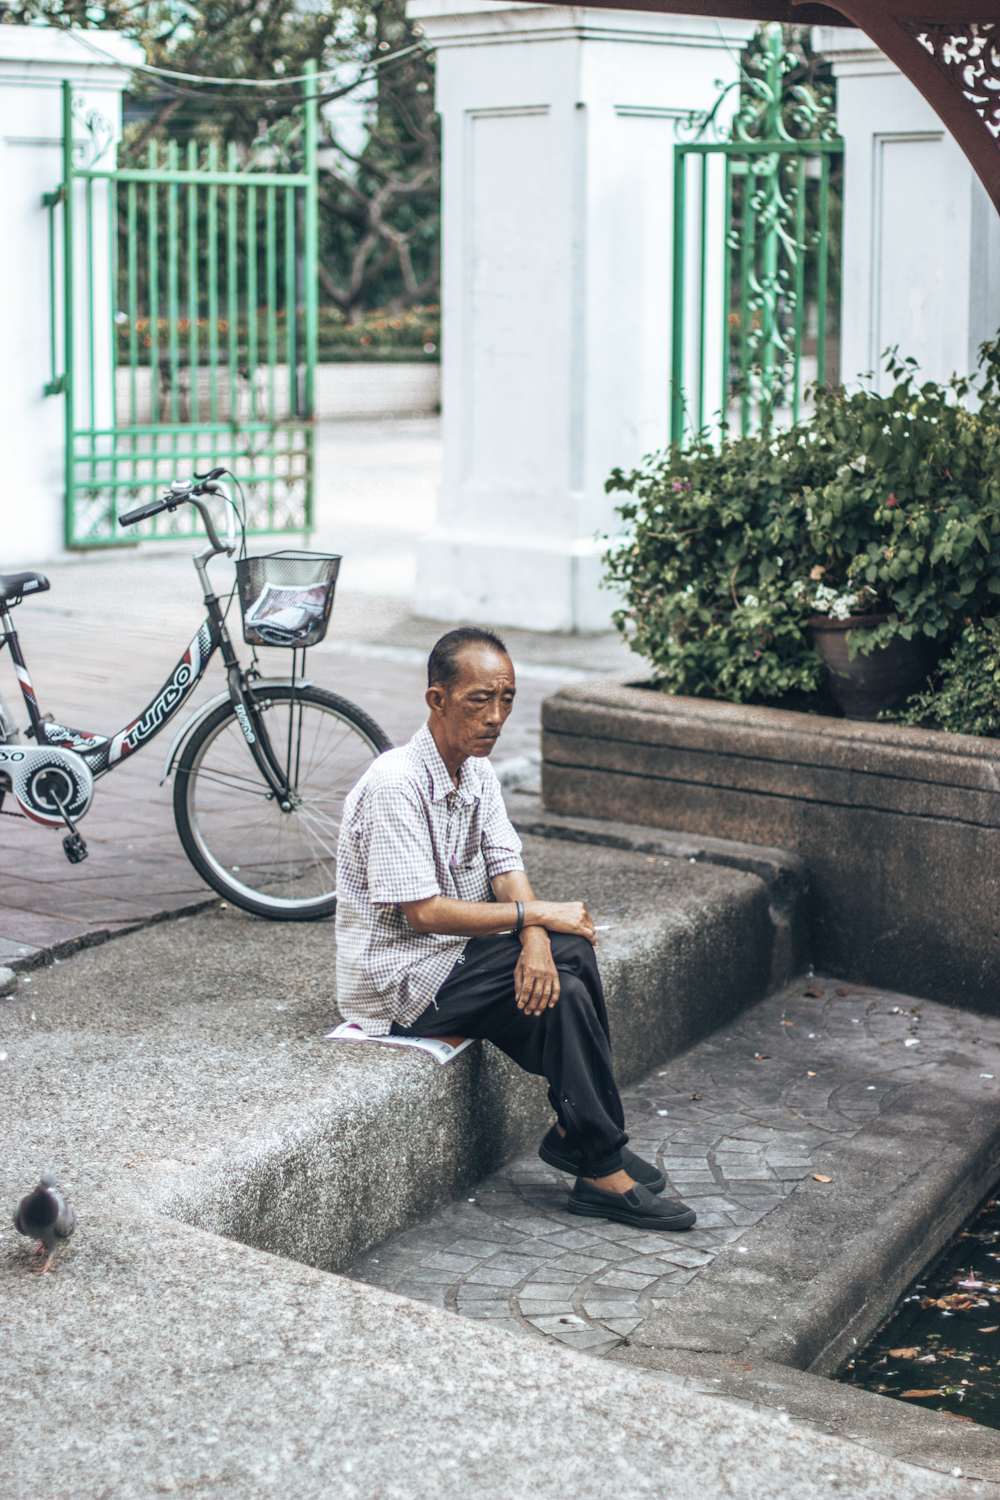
118 472 235 555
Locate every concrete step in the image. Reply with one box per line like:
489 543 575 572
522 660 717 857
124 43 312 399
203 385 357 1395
3 897 996 1496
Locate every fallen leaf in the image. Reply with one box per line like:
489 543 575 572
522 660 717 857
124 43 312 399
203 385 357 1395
980 1367 991 1372
916 1355 937 1364
807 1071 817 1077
899 1390 940 1399
754 1053 773 1060
943 1412 976 1422
804 988 824 998
981 1326 999 1333
813 1173 833 1183
689 1093 701 1101
728 1362 753 1371
836 988 850 996
888 1348 919 1359
780 1021 793 1026
937 1295 975 1310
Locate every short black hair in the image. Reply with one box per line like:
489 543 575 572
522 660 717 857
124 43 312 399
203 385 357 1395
428 627 510 691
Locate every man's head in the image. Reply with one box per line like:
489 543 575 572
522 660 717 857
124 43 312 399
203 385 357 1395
426 628 515 771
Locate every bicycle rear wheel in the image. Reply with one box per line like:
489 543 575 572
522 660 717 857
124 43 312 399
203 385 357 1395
173 685 391 919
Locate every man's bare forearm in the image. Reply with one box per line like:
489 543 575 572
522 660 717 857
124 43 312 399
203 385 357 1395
401 885 595 942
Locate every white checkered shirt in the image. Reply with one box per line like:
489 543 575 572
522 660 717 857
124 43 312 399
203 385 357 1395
335 723 525 1034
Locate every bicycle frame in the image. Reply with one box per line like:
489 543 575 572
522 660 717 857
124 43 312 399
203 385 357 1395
0 491 306 810
0 607 220 777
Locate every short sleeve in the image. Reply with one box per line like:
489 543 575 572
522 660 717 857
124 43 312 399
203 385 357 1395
479 771 524 878
365 781 442 904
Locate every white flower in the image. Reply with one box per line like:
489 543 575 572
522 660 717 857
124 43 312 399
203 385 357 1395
850 455 867 473
743 594 759 608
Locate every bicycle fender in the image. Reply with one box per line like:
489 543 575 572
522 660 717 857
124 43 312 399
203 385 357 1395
159 678 314 783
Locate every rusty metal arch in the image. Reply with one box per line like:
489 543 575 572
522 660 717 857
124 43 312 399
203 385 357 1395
823 5 1000 214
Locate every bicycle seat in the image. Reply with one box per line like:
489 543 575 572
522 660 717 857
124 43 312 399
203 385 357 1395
0 571 50 606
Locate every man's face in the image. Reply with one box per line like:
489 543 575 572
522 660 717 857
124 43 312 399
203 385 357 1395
427 646 516 761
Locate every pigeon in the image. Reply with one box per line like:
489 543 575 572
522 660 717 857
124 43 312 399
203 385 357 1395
14 1174 76 1273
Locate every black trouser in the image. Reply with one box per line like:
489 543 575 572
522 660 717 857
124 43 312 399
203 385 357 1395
392 932 628 1177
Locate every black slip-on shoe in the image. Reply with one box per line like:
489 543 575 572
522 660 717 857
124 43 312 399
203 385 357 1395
538 1125 667 1195
566 1178 696 1231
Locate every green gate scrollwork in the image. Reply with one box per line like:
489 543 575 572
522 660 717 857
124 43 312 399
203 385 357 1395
671 27 842 441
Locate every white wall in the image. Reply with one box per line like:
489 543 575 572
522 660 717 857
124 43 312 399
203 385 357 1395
409 3 755 633
816 26 1000 393
0 27 141 567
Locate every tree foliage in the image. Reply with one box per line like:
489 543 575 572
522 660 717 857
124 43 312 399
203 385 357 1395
2 0 439 315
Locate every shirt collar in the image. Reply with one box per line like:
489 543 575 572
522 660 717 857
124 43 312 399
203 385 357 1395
413 723 480 806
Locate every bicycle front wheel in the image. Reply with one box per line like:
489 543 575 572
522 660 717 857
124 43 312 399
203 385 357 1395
173 685 391 920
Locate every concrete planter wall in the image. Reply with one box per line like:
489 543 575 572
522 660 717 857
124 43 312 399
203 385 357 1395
541 677 1000 1013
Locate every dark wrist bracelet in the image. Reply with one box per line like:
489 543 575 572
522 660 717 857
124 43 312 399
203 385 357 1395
514 901 524 934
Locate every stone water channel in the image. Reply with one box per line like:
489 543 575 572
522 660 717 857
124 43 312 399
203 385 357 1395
841 1196 1000 1429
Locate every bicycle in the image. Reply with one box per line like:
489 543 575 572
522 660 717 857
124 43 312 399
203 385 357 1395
0 470 392 920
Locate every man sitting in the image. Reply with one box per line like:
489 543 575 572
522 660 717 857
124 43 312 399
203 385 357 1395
335 626 695 1231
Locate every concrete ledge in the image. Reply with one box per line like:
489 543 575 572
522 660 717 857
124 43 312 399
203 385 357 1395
2 1207 978 1500
1 832 801 1280
541 676 1000 1012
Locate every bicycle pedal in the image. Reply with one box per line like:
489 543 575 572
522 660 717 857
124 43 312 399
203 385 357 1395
62 831 88 864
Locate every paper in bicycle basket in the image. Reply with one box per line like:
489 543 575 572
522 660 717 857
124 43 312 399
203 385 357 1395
244 581 329 644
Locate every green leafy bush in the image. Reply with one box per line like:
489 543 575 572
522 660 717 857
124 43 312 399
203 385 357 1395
886 618 1000 737
796 351 1000 655
602 427 838 702
604 344 1000 706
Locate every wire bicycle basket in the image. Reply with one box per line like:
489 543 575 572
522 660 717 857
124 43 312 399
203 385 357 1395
236 551 341 649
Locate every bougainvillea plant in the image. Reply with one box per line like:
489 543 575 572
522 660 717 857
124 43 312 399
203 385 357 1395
603 343 1000 709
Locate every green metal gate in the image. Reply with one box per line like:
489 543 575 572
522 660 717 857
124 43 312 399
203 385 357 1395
671 30 842 443
45 72 318 548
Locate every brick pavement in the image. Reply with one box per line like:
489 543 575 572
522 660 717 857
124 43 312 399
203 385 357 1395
344 975 1000 1359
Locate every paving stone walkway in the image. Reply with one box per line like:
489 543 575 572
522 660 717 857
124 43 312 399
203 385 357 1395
345 975 1000 1358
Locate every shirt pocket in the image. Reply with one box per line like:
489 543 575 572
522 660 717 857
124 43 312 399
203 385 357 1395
449 852 489 902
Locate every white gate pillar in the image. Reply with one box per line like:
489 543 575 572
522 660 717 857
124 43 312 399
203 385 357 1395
815 26 1000 395
409 2 754 633
0 27 142 566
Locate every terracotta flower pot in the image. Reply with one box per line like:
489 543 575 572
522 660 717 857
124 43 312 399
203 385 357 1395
807 613 936 721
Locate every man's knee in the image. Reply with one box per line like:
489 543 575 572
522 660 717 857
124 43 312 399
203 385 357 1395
552 932 600 976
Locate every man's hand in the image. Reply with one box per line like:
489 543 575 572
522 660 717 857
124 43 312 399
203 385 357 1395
515 928 560 1015
530 901 596 944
